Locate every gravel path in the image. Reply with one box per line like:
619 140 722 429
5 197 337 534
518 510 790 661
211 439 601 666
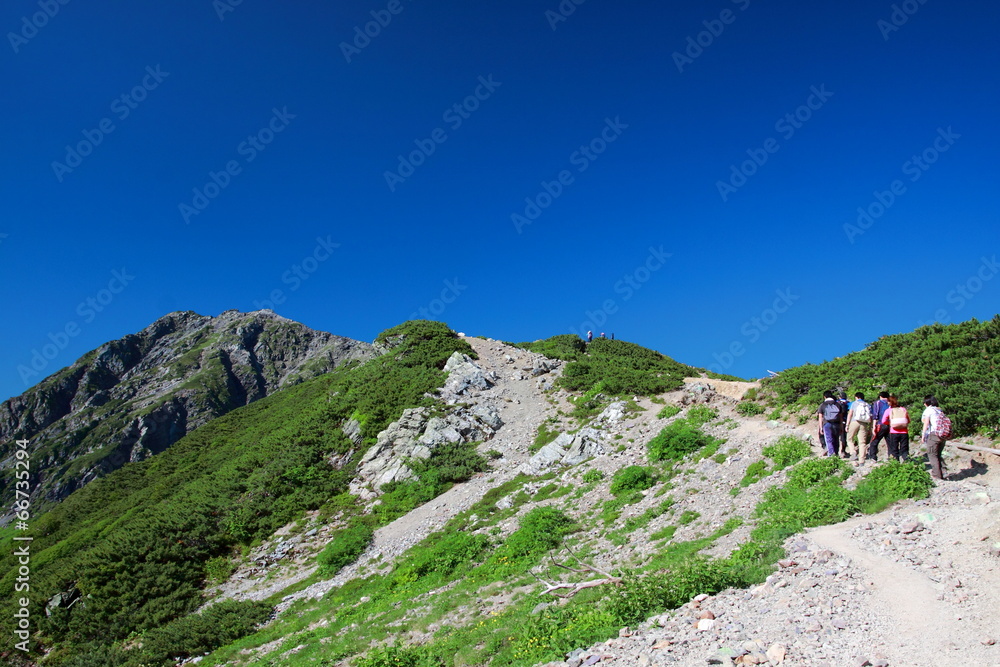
538 472 1000 667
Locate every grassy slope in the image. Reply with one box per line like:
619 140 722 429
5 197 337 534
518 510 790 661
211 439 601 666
0 321 473 664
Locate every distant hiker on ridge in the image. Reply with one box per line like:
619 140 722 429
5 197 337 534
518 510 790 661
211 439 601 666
816 390 843 457
587 331 593 343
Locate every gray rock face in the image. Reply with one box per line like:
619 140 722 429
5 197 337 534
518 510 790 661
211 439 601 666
522 428 605 474
0 309 375 522
596 401 628 424
352 403 503 498
442 352 493 395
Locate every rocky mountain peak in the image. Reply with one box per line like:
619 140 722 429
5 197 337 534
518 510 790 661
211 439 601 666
0 310 375 521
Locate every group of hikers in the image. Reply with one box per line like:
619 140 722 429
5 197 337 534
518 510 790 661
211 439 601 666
586 331 614 342
816 390 953 480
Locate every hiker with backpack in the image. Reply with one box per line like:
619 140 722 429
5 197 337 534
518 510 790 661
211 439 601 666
845 392 872 464
921 395 953 480
867 391 891 462
881 394 910 461
837 392 850 456
816 390 844 457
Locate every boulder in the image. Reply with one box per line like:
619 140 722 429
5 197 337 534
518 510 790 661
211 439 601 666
522 428 604 474
443 352 493 395
596 401 627 424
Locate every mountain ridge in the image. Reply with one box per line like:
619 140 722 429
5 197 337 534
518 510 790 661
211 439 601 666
0 309 374 521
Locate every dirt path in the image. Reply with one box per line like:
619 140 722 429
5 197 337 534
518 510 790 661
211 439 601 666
684 377 760 402
808 519 961 666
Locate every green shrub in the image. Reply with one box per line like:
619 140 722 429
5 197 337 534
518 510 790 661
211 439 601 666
678 510 700 525
318 525 374 574
512 334 586 361
743 387 759 401
393 532 489 583
762 436 812 470
582 469 605 483
604 557 736 626
740 461 770 487
852 460 934 514
609 466 656 496
686 406 717 426
128 600 273 665
650 525 677 541
762 315 1000 438
657 405 681 420
356 644 445 667
480 507 578 577
647 421 719 462
735 402 766 417
558 339 700 396
786 456 852 489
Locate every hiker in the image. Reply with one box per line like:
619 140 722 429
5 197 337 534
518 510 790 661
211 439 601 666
881 394 910 461
845 392 872 464
587 331 593 343
921 395 949 480
816 390 843 457
867 391 891 462
600 332 606 339
837 392 850 457
611 333 615 340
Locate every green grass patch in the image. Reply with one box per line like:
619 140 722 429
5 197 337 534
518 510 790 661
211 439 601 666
656 405 681 420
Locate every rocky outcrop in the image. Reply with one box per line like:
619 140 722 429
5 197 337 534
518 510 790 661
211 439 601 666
442 352 494 395
521 427 605 475
0 309 375 522
350 354 504 498
351 402 504 498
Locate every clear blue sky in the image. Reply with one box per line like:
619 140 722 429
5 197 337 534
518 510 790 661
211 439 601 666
2 0 999 402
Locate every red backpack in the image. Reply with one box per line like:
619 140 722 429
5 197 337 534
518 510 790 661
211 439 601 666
934 407 953 439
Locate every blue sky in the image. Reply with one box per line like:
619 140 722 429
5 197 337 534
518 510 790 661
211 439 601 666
2 0 999 401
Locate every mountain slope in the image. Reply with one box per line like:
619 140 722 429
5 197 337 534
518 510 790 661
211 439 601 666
0 309 374 521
